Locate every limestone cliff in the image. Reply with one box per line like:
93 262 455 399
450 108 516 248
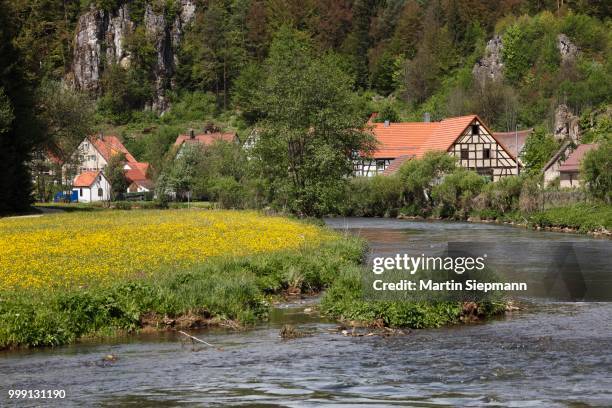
472 36 504 85
71 0 196 112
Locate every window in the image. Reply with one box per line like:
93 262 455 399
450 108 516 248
79 188 83 197
471 124 479 135
98 188 103 197
483 148 491 159
376 160 386 172
460 148 469 160
89 155 96 161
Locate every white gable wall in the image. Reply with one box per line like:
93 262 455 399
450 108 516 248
73 174 111 203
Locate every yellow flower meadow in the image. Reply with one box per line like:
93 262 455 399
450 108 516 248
0 210 333 290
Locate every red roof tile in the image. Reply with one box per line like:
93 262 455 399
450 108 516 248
124 162 150 183
382 155 414 175
91 135 137 163
417 115 478 156
174 132 236 147
558 144 598 172
368 122 439 158
73 171 101 187
369 115 479 160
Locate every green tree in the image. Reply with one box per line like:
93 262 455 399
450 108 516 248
397 151 458 209
581 141 611 203
0 2 42 213
35 81 94 198
373 103 400 123
251 26 375 216
522 127 559 174
106 152 129 201
432 169 486 218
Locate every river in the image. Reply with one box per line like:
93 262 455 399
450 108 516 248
1 218 611 407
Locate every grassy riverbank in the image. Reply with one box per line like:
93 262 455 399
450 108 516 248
471 203 612 235
320 267 508 329
1 209 515 349
0 210 364 348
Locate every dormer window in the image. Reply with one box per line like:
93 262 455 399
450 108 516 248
471 124 479 135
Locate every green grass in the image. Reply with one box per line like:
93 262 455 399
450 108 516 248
527 203 612 233
320 266 507 329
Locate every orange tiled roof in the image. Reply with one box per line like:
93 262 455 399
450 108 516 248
382 155 414 175
416 115 479 156
73 171 101 187
124 161 150 183
91 135 137 163
368 122 439 158
174 132 236 147
369 115 479 159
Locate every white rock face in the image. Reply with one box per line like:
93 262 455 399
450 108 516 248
72 7 105 91
557 33 579 63
71 1 196 112
554 104 581 142
473 36 504 85
107 4 134 68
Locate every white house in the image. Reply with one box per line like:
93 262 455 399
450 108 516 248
72 171 111 202
543 143 598 188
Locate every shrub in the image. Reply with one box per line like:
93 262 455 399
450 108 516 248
113 201 132 210
341 176 404 217
481 176 524 214
208 176 246 209
398 151 457 208
431 169 486 219
581 141 612 203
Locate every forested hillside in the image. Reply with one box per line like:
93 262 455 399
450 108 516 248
0 0 610 212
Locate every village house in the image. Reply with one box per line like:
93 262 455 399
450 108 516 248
356 115 520 180
543 143 598 188
72 171 111 203
174 129 237 156
69 134 153 196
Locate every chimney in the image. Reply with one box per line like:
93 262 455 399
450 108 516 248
423 112 431 122
189 129 195 139
384 120 390 127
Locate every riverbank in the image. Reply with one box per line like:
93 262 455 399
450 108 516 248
0 209 523 350
0 210 365 349
396 203 612 237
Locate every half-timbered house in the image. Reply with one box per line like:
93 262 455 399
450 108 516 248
356 115 520 180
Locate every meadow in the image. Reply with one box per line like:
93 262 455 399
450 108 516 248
0 210 364 348
0 210 336 290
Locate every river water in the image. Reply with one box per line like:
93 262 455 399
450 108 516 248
2 219 611 407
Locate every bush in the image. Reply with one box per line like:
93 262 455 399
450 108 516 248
208 176 246 209
480 175 524 214
341 176 404 217
581 141 612 203
432 169 486 219
398 151 458 209
113 201 133 210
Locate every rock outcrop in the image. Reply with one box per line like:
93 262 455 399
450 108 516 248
553 104 580 141
472 36 504 85
557 34 578 63
71 0 196 112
